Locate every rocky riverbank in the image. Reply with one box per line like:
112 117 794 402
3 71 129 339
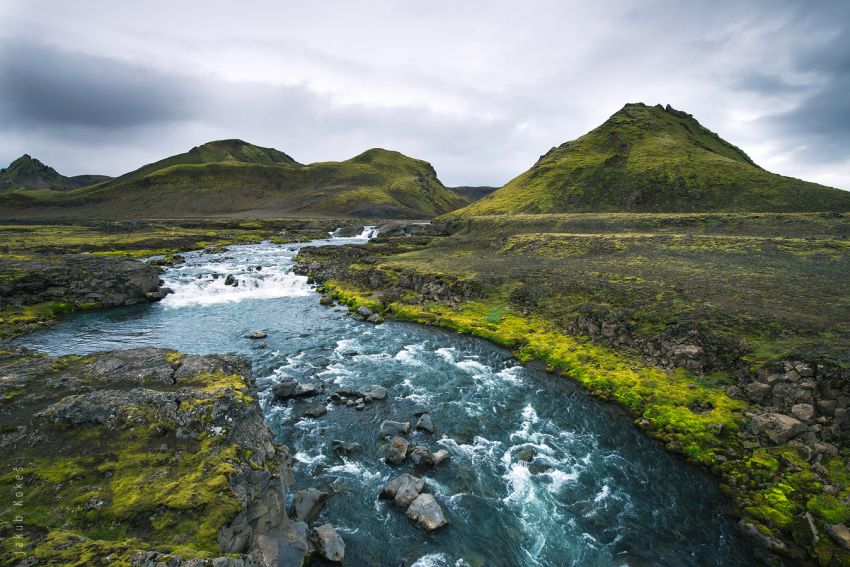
0 347 343 566
294 232 850 566
0 254 168 338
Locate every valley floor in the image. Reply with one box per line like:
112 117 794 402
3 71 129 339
1 212 849 566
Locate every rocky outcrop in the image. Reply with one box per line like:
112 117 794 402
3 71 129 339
0 347 322 567
0 254 166 311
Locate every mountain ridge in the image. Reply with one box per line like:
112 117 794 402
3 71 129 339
0 141 468 219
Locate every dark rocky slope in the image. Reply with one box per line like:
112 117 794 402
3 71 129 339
0 347 336 566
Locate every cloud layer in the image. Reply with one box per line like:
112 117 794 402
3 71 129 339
0 0 848 189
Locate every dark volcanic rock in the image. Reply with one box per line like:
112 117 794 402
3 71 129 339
416 413 434 433
291 488 328 524
311 523 345 563
385 436 410 465
380 420 411 438
406 494 448 531
381 473 426 508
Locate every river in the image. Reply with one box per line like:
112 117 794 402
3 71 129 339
17 230 756 566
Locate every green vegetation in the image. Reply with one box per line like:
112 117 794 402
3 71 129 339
449 103 850 216
0 352 261 566
0 141 468 219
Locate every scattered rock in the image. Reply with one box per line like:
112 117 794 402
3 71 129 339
331 440 360 455
224 274 238 286
356 306 373 318
791 403 816 421
293 383 321 397
751 413 806 444
405 493 447 531
319 296 334 306
380 420 411 438
385 436 410 465
409 445 435 468
272 380 298 399
381 473 426 508
304 405 328 418
246 330 267 339
416 413 434 433
515 447 536 462
311 523 345 563
367 314 384 324
358 384 388 400
291 488 328 524
432 449 451 466
828 524 850 550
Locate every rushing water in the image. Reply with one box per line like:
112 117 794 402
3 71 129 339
17 231 756 567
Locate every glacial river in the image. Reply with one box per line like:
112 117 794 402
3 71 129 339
18 231 756 566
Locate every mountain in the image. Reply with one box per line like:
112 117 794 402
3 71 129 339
0 141 468 219
450 186 498 202
0 154 111 192
449 103 850 216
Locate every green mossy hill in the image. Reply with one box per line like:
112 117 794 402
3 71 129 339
0 142 468 220
450 103 850 216
0 347 280 566
0 154 109 193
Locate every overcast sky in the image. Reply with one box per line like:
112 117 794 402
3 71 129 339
0 0 848 189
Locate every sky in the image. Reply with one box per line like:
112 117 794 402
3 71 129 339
0 0 848 189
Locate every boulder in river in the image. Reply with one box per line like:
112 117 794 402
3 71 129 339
416 413 434 433
272 380 298 399
381 473 425 508
367 314 384 324
225 274 238 286
246 330 267 339
432 449 451 466
406 493 448 531
356 306 373 318
311 523 346 563
319 296 334 306
358 384 388 401
291 488 328 524
385 436 410 465
409 445 435 468
293 383 322 397
380 420 411 438
331 440 361 455
304 405 328 418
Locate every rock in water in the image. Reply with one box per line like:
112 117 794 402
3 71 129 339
380 473 425 508
385 436 410 465
246 330 267 339
432 449 451 466
304 405 328 418
380 420 411 438
409 445 435 468
356 305 373 318
311 523 346 563
272 379 298 399
224 274 238 286
358 384 388 401
291 488 328 524
416 413 434 433
406 494 447 531
331 440 361 455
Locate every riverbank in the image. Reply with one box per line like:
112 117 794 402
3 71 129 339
295 214 850 566
0 346 337 566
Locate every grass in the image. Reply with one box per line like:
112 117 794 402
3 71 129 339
448 103 850 216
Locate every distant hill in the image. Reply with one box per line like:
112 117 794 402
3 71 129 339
0 140 468 219
449 103 850 216
0 154 111 192
451 186 498 202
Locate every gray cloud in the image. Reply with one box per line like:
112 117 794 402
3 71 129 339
0 42 195 129
0 0 848 189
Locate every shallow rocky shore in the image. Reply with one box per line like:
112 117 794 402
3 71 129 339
0 347 342 566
